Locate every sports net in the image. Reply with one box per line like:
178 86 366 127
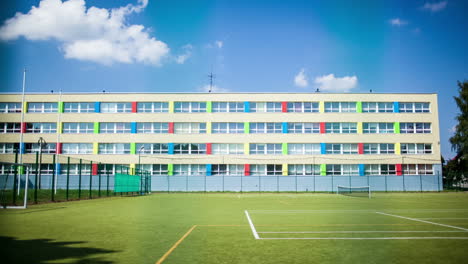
336 185 371 198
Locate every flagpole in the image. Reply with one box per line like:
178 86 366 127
18 68 26 195
55 88 62 194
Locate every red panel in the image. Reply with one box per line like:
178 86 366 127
56 143 62 154
320 122 326 134
281 102 288 113
168 122 174 133
358 143 364 154
92 163 98 176
21 122 27 133
206 143 212 154
131 102 137 113
396 164 402 176
244 164 250 176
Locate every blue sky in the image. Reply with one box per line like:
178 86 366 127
0 0 467 159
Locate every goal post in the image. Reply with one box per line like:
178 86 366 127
336 185 371 198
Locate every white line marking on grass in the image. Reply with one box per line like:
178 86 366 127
258 231 467 234
376 212 468 232
259 237 468 240
245 210 260 239
419 218 468 220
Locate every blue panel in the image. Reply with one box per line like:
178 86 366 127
168 143 174 154
20 143 25 154
56 163 61 174
95 102 101 113
359 164 365 176
131 122 137 134
320 143 326 154
244 101 250 112
282 122 288 133
393 102 399 113
206 164 212 176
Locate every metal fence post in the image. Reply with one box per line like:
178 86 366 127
13 149 18 205
34 152 39 204
313 175 315 192
385 175 387 192
66 157 70 200
240 175 243 193
89 161 93 199
78 159 82 199
186 175 188 192
296 175 298 193
167 175 170 193
420 174 423 192
437 171 441 192
331 175 334 193
402 174 406 192
106 170 110 197
98 163 101 197
51 154 56 202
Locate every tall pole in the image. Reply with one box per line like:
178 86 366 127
18 69 26 195
54 89 62 194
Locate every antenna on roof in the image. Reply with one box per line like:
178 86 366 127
315 88 320 92
208 66 215 93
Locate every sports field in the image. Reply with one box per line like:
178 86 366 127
1 192 468 264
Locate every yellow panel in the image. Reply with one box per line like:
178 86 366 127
206 122 212 134
23 102 28 113
244 143 249 155
357 122 363 134
93 142 98 154
395 143 401 155
130 164 135 175
282 163 288 176
58 122 62 134
169 101 174 113
319 101 324 113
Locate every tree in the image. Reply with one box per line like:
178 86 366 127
447 81 468 186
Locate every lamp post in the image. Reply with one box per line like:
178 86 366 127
138 146 145 193
37 137 47 189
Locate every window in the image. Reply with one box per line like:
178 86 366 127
136 143 168 154
250 123 282 133
250 144 282 155
212 123 244 134
0 143 19 154
250 102 282 113
25 143 56 154
364 164 396 175
137 123 168 134
250 164 282 176
0 123 21 133
288 164 320 175
363 123 394 134
101 102 132 113
26 123 57 133
325 144 358 154
211 164 244 175
173 164 206 176
363 144 395 154
326 123 357 134
211 144 244 155
0 102 22 113
138 164 169 175
399 102 430 113
325 102 356 113
400 123 431 134
287 102 319 113
98 164 127 175
62 123 93 134
30 164 55 175
326 164 359 176
174 102 206 113
401 143 432 154
326 164 341 175
287 123 320 133
0 164 16 175
64 102 95 113
99 123 131 133
402 164 433 175
98 143 130 154
212 102 244 112
174 123 206 134
137 102 168 113
62 143 93 154
173 143 206 154
288 144 320 155
27 102 58 113
362 102 393 113
61 164 91 175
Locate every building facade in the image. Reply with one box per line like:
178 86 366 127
0 92 442 190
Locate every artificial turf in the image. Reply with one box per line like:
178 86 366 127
1 192 468 264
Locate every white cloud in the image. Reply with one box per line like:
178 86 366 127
421 1 448 12
0 0 169 65
215 40 223 49
198 84 230 93
389 18 408 26
294 68 308 88
314 74 358 92
175 44 193 64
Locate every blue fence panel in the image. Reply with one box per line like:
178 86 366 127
206 176 223 191
404 176 423 191
386 176 404 191
278 177 296 191
350 176 369 189
168 176 186 192
242 176 259 191
187 176 204 191
260 176 278 192
296 176 315 192
369 176 387 191
314 176 332 192
421 175 440 191
224 176 241 192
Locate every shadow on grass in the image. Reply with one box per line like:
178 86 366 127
0 236 118 264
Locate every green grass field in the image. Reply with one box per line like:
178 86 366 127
1 192 468 264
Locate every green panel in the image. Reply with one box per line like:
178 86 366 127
94 122 99 134
130 143 136 154
320 164 327 176
207 101 212 113
168 164 174 176
394 122 400 134
282 143 288 155
244 122 250 134
114 174 141 193
356 101 362 113
58 102 64 113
